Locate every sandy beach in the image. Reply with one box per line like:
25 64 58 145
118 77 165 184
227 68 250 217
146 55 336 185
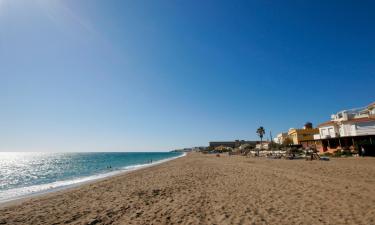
1 153 375 225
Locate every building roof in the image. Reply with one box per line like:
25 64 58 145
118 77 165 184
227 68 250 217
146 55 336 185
317 121 335 128
318 117 375 128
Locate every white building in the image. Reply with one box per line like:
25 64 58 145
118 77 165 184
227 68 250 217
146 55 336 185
255 142 271 150
274 132 288 144
314 102 375 154
315 102 375 140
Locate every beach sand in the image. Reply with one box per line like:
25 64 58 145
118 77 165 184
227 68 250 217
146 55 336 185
1 153 375 225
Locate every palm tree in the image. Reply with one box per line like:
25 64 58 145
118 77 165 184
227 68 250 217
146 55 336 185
256 126 265 156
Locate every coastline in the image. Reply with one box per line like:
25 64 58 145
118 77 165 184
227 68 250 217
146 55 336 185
1 153 375 225
0 152 186 207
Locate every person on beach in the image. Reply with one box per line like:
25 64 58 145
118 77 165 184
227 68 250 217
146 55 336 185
361 146 366 157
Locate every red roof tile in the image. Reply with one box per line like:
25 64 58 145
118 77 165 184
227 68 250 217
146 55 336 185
317 121 335 128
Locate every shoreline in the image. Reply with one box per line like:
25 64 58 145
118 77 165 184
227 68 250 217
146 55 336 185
1 153 375 224
0 152 186 207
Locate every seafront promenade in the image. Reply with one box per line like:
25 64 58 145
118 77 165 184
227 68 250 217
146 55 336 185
1 153 375 225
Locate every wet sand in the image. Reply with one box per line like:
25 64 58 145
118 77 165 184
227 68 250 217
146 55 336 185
1 153 375 225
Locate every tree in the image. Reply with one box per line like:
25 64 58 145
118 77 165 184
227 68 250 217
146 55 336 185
256 126 265 156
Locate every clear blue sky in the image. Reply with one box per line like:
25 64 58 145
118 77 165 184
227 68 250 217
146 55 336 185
1 0 374 151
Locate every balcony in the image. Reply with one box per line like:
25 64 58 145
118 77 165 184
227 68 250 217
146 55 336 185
314 133 338 140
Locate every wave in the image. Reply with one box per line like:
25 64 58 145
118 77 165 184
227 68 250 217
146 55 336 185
0 152 186 204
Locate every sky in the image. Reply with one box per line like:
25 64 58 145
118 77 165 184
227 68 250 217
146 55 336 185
0 0 374 152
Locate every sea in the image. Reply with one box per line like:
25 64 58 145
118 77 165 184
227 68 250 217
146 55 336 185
0 152 184 203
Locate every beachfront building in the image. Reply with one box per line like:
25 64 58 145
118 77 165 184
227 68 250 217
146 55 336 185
314 102 375 155
255 141 271 150
238 143 252 150
274 132 288 145
287 124 319 148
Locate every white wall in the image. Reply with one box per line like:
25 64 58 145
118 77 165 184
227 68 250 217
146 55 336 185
339 124 352 137
338 121 375 136
355 121 375 136
319 125 337 138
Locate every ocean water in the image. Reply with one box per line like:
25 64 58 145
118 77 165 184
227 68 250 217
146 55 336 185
0 152 183 203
